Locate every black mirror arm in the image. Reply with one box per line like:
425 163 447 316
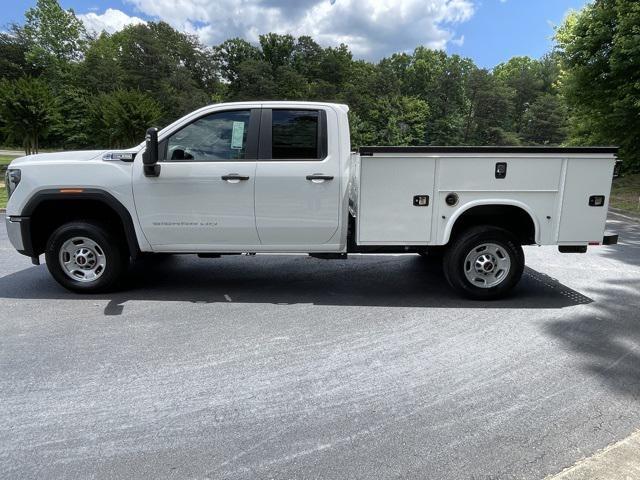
143 164 161 177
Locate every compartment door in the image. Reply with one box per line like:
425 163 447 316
358 156 436 244
558 157 615 243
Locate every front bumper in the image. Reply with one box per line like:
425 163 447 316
5 216 34 256
6 216 24 250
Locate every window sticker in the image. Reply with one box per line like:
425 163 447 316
231 121 245 149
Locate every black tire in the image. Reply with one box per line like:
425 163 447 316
443 226 524 300
45 221 129 293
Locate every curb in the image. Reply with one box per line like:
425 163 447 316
608 208 640 223
547 429 640 479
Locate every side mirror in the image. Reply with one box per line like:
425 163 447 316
142 127 160 177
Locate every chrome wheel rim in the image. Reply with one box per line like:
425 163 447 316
463 242 511 288
58 237 107 282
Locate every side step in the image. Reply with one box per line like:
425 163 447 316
309 253 348 260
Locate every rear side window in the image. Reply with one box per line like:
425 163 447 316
272 110 320 159
165 110 251 161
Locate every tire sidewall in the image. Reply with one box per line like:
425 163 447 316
45 222 126 293
444 227 524 300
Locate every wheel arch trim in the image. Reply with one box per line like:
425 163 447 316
20 188 141 259
442 199 540 245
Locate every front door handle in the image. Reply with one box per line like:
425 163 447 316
222 173 250 183
306 174 334 183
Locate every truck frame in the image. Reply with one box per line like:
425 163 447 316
4 101 618 299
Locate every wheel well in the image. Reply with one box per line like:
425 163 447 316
449 205 536 245
28 199 134 257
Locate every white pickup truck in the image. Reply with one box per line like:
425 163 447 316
4 101 618 299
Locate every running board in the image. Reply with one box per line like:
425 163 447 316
308 253 348 260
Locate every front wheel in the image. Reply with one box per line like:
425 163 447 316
443 226 524 300
45 221 128 293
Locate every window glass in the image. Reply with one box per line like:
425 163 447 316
272 110 319 159
166 110 250 161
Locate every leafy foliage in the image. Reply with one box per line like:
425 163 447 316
90 90 164 148
0 0 636 161
555 0 640 171
22 0 88 80
0 77 58 154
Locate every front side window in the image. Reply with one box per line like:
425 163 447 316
272 110 319 159
166 110 251 161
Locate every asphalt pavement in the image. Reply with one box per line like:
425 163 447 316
0 215 639 479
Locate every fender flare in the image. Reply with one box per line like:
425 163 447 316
442 199 541 245
21 188 140 258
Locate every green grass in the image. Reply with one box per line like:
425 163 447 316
1 154 20 209
0 185 7 210
610 173 640 217
1 154 17 175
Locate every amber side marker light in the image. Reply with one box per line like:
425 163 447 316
59 188 84 193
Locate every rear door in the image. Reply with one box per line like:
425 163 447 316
254 108 340 246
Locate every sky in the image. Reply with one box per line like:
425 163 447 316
2 0 590 68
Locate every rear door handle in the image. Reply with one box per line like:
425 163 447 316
221 173 250 183
306 174 334 183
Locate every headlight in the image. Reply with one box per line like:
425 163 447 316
5 168 21 199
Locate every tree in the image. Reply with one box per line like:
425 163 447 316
556 0 640 171
0 30 42 81
463 68 515 145
80 22 220 124
405 48 475 144
0 77 59 154
77 32 126 93
90 90 163 148
227 59 277 100
214 38 262 83
259 33 295 70
22 0 88 79
3 1 579 153
349 96 429 147
493 57 545 133
50 87 93 149
521 94 567 145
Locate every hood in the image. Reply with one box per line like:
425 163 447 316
9 149 137 167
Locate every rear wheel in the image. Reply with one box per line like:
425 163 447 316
45 221 128 293
443 226 524 300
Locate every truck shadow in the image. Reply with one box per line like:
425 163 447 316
543 277 640 399
0 254 591 315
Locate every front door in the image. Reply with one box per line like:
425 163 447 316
254 108 341 247
133 108 261 250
